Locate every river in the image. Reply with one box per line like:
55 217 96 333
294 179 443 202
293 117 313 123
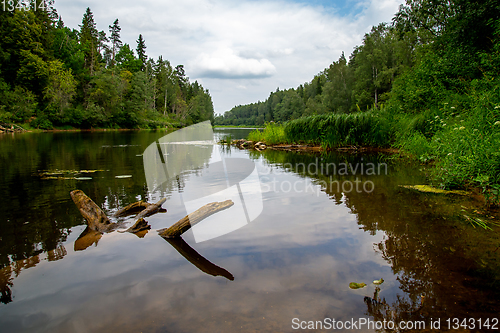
0 127 499 332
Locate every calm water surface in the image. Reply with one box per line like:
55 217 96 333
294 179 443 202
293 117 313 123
0 129 499 332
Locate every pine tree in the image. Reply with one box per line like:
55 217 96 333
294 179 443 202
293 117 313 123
109 19 122 67
79 8 99 75
136 34 147 71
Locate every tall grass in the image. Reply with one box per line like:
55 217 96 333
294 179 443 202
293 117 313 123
248 122 287 145
284 112 392 148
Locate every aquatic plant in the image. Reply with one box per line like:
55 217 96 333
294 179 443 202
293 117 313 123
284 112 392 148
247 122 287 145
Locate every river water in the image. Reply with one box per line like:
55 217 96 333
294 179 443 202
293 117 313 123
0 128 499 332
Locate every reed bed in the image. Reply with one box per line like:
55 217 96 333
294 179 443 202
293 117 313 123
284 112 392 148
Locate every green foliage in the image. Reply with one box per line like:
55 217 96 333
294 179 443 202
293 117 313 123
248 122 287 145
322 52 353 113
31 114 53 130
116 44 142 72
0 6 213 129
285 112 391 148
44 60 77 115
8 86 38 123
393 75 500 190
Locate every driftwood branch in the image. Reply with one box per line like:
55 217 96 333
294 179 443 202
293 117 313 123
165 237 234 281
113 200 167 218
70 190 117 233
0 123 26 133
158 200 234 238
114 201 151 217
135 198 167 219
71 190 165 236
70 190 235 279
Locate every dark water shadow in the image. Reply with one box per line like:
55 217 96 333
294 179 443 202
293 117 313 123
164 237 234 281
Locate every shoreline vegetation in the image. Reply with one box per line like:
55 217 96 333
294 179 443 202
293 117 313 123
0 3 214 131
214 0 500 206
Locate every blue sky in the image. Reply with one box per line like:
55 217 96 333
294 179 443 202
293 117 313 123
294 0 364 15
54 0 404 114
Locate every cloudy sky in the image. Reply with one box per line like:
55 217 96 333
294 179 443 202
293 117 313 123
54 0 404 114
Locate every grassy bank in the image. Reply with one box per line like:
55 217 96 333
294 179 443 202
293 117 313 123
247 89 500 204
214 125 263 129
2 113 186 132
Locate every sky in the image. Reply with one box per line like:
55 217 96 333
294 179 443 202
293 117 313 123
54 0 405 114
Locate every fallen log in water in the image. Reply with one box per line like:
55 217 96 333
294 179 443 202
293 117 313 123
70 190 117 233
158 200 234 238
71 190 166 236
70 190 235 279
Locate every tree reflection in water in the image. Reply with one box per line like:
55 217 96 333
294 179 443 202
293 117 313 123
253 149 500 327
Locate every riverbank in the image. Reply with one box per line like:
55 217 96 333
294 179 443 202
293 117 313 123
0 123 184 134
242 112 500 207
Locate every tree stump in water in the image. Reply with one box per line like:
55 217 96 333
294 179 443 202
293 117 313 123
70 190 116 233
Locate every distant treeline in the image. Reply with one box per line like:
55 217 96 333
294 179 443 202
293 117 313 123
215 0 499 126
0 1 214 129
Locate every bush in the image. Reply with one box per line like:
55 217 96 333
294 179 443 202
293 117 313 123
31 115 53 130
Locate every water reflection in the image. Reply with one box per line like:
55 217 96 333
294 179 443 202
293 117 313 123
252 148 500 327
0 245 67 304
1 131 500 332
165 237 234 281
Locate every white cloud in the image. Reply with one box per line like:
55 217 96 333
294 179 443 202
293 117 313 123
191 48 277 79
54 0 404 113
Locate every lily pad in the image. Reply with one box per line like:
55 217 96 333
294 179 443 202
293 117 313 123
349 282 366 289
373 278 384 285
41 176 74 180
74 177 93 180
115 175 132 179
399 185 469 196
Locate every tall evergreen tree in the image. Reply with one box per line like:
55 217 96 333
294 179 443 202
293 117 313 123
136 34 147 71
79 8 99 75
108 19 122 67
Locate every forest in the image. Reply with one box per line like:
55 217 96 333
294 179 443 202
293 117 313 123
0 1 214 129
215 0 499 126
216 0 500 193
